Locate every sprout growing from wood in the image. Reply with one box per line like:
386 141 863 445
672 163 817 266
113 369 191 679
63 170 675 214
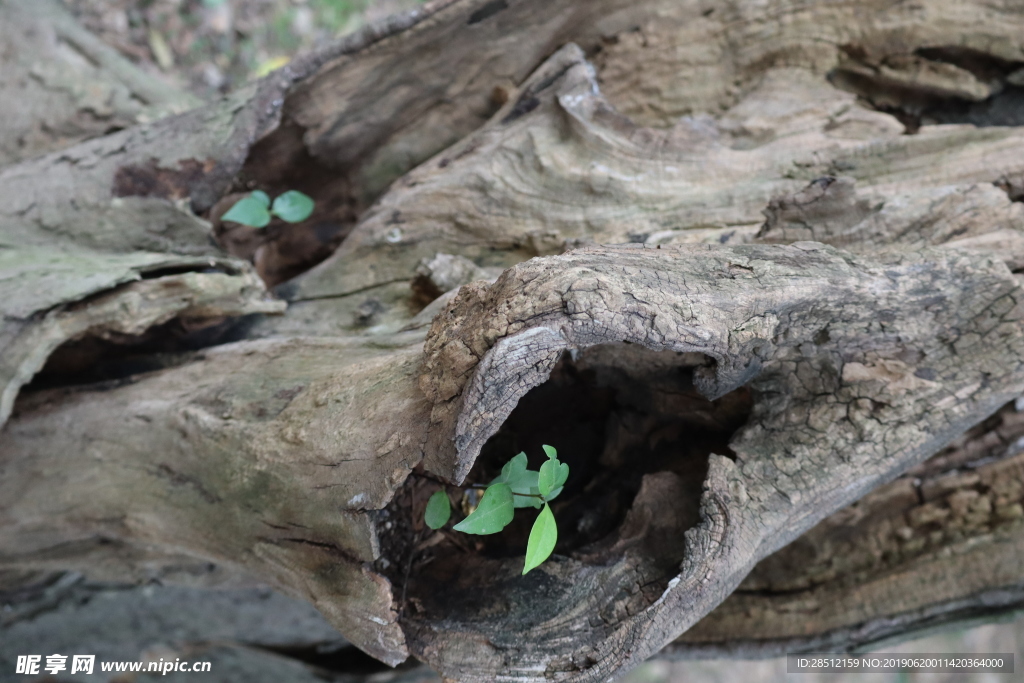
423 445 569 574
221 189 315 228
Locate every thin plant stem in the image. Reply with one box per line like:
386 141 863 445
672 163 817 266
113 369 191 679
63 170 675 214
410 472 542 498
466 483 543 498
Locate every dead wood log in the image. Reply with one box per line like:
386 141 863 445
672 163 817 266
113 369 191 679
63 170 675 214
671 399 1024 657
4 0 1024 680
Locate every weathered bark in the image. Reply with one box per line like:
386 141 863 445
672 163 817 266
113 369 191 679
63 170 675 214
402 240 1024 678
2 333 436 663
4 0 1024 680
671 399 1024 658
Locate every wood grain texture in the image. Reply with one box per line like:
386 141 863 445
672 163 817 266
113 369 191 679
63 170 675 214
672 400 1024 657
0 333 438 664
408 241 1024 679
283 42 1024 323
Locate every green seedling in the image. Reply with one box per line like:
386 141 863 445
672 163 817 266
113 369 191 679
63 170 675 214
422 445 569 575
221 189 315 228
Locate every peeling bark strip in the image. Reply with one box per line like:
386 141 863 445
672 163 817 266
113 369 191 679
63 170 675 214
405 242 1024 679
0 263 283 425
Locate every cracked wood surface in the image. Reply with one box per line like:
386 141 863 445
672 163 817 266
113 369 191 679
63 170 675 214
0 0 466 431
4 0 1024 680
409 242 1024 679
0 257 284 425
1 333 434 665
280 42 1024 330
671 399 1024 657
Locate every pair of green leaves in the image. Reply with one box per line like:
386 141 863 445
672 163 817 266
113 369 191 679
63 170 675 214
496 445 569 509
422 445 569 575
221 190 315 228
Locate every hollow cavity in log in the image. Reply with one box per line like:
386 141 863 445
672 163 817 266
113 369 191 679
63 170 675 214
385 344 753 634
383 343 751 667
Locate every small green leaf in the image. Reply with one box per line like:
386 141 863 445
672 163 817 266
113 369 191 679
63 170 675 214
222 196 271 228
539 453 569 499
271 190 315 223
499 452 528 486
542 444 557 460
251 190 271 207
453 483 514 534
554 462 569 489
424 490 450 530
523 503 557 575
538 458 558 497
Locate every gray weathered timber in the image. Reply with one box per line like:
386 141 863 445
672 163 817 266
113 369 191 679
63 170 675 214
0 575 440 683
668 399 1024 658
1 334 435 664
0 258 284 425
281 43 1024 323
409 242 1024 679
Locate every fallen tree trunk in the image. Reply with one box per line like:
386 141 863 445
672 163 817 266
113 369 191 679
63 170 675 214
4 0 1024 680
671 399 1024 657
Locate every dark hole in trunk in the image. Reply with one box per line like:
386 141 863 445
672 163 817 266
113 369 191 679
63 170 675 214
829 45 1024 134
212 121 361 288
381 342 752 641
466 344 749 558
21 315 262 392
